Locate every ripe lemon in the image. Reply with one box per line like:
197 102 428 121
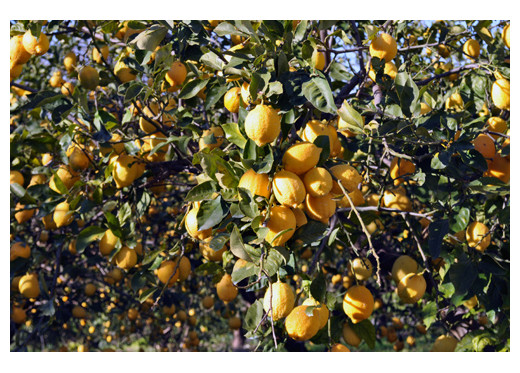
61 82 75 96
199 238 226 261
463 295 479 309
466 222 491 252
99 229 118 256
244 104 281 147
304 193 336 224
157 260 180 286
265 205 297 246
445 92 464 111
79 66 99 90
303 167 333 197
10 170 24 185
199 126 225 151
49 165 79 194
502 24 510 48
128 308 139 321
178 256 191 281
115 246 137 270
282 142 322 175
165 61 187 88
10 62 23 81
22 30 49 56
342 322 361 347
397 273 426 303
367 60 397 81
93 45 109 64
337 188 365 208
263 281 295 320
28 173 46 187
486 117 508 139
85 284 97 296
14 203 35 224
301 120 339 155
437 44 450 58
312 49 326 70
114 59 136 83
240 82 258 106
285 305 321 341
463 39 480 59
11 306 27 324
66 145 91 170
292 206 308 227
350 257 373 281
302 297 329 329
49 71 64 88
391 255 418 283
19 273 40 298
228 316 242 330
72 305 88 319
483 154 510 183
202 295 214 309
112 154 143 188
10 242 30 261
272 170 306 208
216 274 238 302
343 285 374 323
369 33 397 62
473 134 495 159
331 343 350 352
491 78 510 110
389 157 416 185
223 87 241 113
185 205 213 240
382 189 412 211
238 168 271 199
53 201 74 228
431 335 458 352
330 164 363 194
10 35 31 65
63 51 77 73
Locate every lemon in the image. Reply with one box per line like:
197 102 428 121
466 222 491 252
431 335 458 352
397 273 426 303
99 229 118 256
337 188 365 208
72 305 88 319
49 71 63 88
199 127 225 151
228 316 242 330
66 144 91 170
369 33 397 62
301 120 339 155
178 256 191 281
10 35 31 65
502 24 510 48
224 87 241 113
312 49 326 70
263 281 295 320
282 142 322 175
272 170 306 208
420 102 432 115
19 273 40 298
63 51 77 73
391 255 418 283
165 61 187 88
10 242 30 261
157 260 180 286
473 134 495 159
85 284 97 296
437 44 451 58
491 78 510 110
202 295 214 309
11 306 27 324
265 205 297 246
445 92 464 111
112 154 143 188
302 297 329 329
486 117 508 139
22 30 49 56
330 164 363 194
185 205 213 240
10 170 24 186
343 285 374 323
115 246 137 270
238 169 271 199
303 167 333 197
350 257 373 281
93 45 109 64
483 154 510 183
463 39 480 59
61 82 75 96
49 165 79 194
244 104 281 147
285 305 321 341
342 323 361 347
199 238 226 261
10 62 23 81
367 60 397 81
389 157 416 185
382 189 412 211
216 274 238 302
304 193 336 224
292 206 308 227
79 66 99 90
114 59 136 83
53 201 74 228
331 343 350 352
14 203 35 224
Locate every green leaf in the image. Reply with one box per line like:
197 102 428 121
197 196 229 231
229 225 252 261
124 83 144 102
428 219 449 258
222 122 247 149
10 183 26 198
76 226 106 254
129 24 167 51
264 248 285 277
313 135 330 165
350 319 376 349
421 301 438 328
185 180 218 202
179 78 209 99
337 100 364 129
449 257 478 295
243 299 264 331
310 272 326 303
131 270 148 292
450 207 470 233
395 71 420 117
213 22 247 37
302 77 336 114
293 220 328 244
138 287 158 303
20 91 63 111
232 260 257 283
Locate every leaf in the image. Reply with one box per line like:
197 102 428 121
394 72 420 117
129 25 167 51
204 85 228 109
337 100 364 129
197 196 229 231
302 77 336 114
10 183 26 198
200 51 224 71
450 207 470 233
243 299 264 331
178 78 209 99
139 287 158 303
229 225 252 261
222 122 247 149
131 270 148 292
428 219 449 258
232 260 257 283
20 91 63 111
313 135 330 165
293 220 328 244
449 258 478 295
213 21 247 37
421 301 438 328
124 83 144 102
76 226 106 254
39 300 55 317
185 180 218 202
310 272 326 303
264 248 285 277
350 319 376 349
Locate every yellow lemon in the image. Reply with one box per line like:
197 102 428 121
282 142 322 175
369 33 397 62
389 157 416 185
199 127 225 151
115 246 137 270
216 274 238 302
263 281 295 320
285 305 321 341
238 169 271 199
19 273 40 298
79 66 99 90
303 167 333 197
265 205 297 247
397 273 427 303
244 104 281 147
224 87 241 113
10 35 31 65
463 39 480 59
343 285 374 323
272 170 306 208
22 30 49 56
391 255 418 283
466 222 491 252
53 201 74 228
304 193 336 224
491 78 510 110
330 164 363 194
